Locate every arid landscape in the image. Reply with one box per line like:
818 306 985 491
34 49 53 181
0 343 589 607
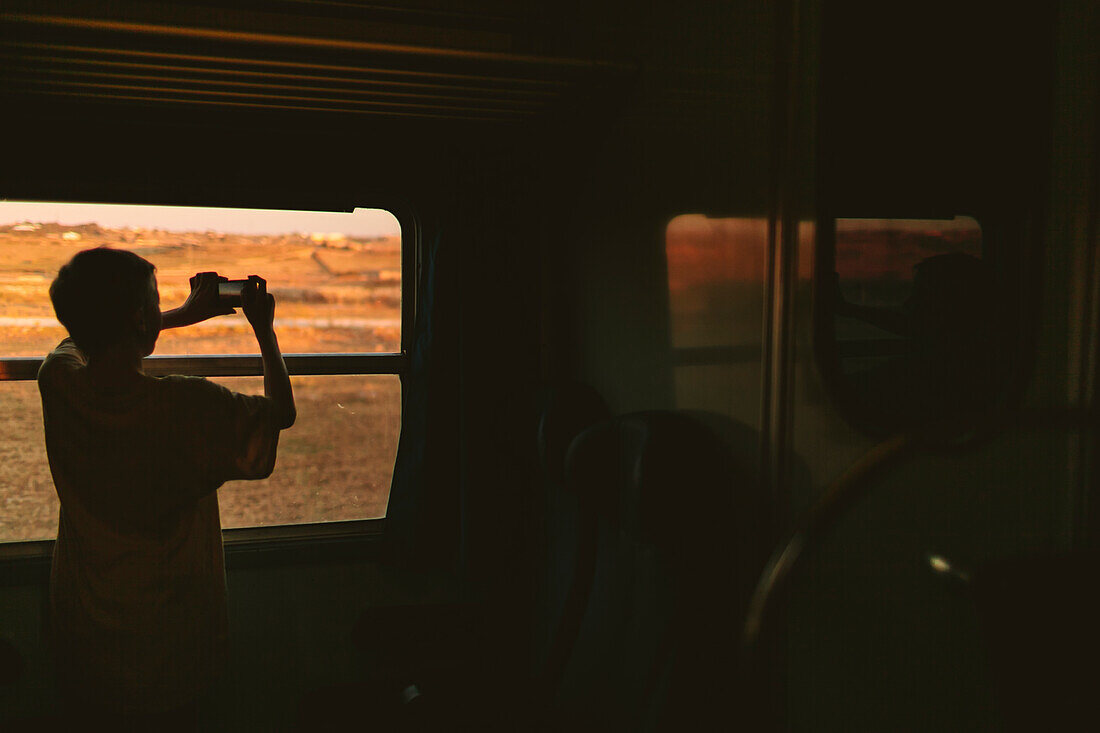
0 221 402 543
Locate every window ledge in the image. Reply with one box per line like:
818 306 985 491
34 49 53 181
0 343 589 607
0 353 407 380
0 519 386 585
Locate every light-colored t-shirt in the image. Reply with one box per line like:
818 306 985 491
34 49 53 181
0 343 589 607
38 339 280 713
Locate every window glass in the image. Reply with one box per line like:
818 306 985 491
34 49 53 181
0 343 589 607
0 375 400 542
0 202 401 357
0 201 405 544
216 375 400 528
0 381 54 543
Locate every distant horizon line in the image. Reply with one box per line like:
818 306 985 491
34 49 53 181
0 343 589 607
0 201 401 238
2 220 400 239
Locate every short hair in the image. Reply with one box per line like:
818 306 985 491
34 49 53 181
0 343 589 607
49 247 157 354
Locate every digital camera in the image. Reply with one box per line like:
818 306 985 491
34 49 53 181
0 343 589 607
217 278 250 304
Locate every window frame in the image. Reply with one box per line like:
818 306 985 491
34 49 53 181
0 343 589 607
0 199 417 556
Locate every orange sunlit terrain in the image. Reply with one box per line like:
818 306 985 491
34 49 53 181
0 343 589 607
0 222 401 356
0 214 402 543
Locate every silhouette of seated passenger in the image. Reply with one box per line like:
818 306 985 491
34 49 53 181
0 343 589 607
835 253 999 427
38 248 296 730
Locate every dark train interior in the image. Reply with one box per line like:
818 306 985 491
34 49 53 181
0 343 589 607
1 1 1098 730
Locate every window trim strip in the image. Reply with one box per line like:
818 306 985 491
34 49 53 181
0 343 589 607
0 352 407 380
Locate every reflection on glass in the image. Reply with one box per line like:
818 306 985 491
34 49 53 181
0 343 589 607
666 215 767 350
666 215 767 427
0 375 400 543
0 202 401 357
832 217 995 425
834 216 981 337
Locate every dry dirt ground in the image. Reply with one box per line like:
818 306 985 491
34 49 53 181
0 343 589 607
0 226 402 543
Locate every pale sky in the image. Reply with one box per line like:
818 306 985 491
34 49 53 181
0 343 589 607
0 201 400 238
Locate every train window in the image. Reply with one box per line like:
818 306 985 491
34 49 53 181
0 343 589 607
816 216 1001 433
665 215 767 427
0 201 407 543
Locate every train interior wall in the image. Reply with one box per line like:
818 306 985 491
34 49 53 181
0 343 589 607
535 1 1098 730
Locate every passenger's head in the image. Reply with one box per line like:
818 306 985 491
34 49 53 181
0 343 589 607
906 253 992 344
910 252 987 303
49 247 160 357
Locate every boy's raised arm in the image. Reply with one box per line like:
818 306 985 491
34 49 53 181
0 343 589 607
241 276 296 430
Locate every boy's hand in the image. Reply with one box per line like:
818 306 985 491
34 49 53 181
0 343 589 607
241 275 275 335
171 272 236 327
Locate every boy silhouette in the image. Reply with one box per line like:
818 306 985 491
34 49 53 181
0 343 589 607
38 247 296 729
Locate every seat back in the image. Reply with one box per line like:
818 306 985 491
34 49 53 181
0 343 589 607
554 411 769 731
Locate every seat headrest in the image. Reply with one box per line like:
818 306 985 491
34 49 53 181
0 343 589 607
536 382 610 484
564 411 759 552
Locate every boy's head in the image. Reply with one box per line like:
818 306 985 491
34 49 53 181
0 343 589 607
50 247 160 356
